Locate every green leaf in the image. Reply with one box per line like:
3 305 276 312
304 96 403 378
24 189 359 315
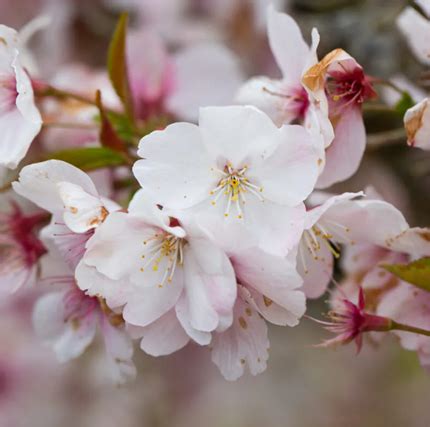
48 147 127 171
107 111 136 142
107 13 134 119
382 257 430 292
394 91 415 116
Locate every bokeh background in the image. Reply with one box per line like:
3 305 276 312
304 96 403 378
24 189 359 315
1 1 430 426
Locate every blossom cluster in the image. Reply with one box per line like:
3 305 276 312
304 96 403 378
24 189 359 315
2 2 430 384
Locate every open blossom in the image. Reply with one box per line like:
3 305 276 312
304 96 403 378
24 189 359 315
0 201 46 295
12 160 120 270
133 105 320 255
297 192 410 299
76 190 237 353
211 248 306 380
33 274 136 384
127 29 244 122
236 6 333 154
0 24 42 170
303 48 377 187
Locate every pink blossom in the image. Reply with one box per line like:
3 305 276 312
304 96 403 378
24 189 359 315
297 191 409 298
76 191 237 351
13 160 120 270
133 105 319 255
0 201 46 295
236 6 333 161
0 24 42 170
33 275 136 384
303 49 377 187
211 247 306 380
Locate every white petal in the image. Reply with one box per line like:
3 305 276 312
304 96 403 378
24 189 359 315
211 296 269 381
101 318 136 384
397 7 430 66
235 77 306 126
82 212 153 281
139 309 190 356
58 182 108 233
240 198 306 256
252 124 319 205
0 32 41 168
417 0 430 18
122 268 184 328
128 190 186 238
232 247 306 326
75 261 130 309
134 122 215 209
297 238 333 299
322 198 409 249
175 294 212 345
13 160 98 214
182 239 236 332
33 291 97 362
199 105 280 167
316 107 366 188
267 5 309 84
305 192 363 229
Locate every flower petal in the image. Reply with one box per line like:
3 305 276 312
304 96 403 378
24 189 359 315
13 160 98 214
316 107 366 188
252 124 319 205
199 105 280 167
211 295 269 381
267 5 309 84
134 122 215 209
138 309 190 356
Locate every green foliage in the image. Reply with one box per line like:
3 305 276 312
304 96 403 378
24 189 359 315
107 111 136 142
48 147 127 171
107 13 134 120
383 257 430 292
394 91 415 116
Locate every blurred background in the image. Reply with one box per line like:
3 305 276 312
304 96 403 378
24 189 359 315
1 1 430 426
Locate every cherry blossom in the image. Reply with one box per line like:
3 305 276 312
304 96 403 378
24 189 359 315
297 192 410 298
33 274 136 384
0 24 42 170
236 6 333 156
12 160 120 270
211 247 306 380
0 200 46 295
303 49 377 187
76 190 237 352
133 105 320 255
